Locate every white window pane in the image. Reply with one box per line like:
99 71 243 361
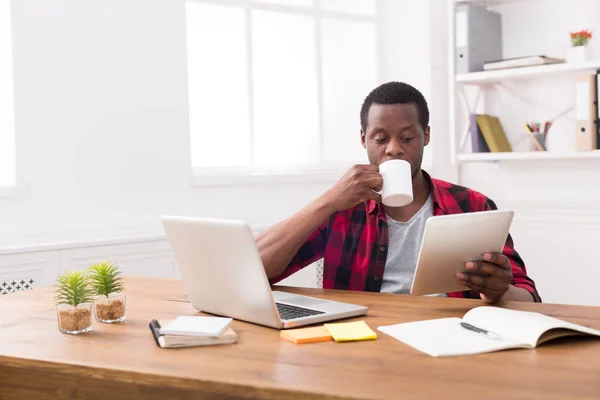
321 0 376 15
252 11 319 166
253 0 315 8
0 0 16 186
186 3 250 168
322 19 377 164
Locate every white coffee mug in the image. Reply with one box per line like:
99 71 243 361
377 159 413 207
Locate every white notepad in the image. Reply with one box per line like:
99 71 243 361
159 316 233 337
378 306 600 357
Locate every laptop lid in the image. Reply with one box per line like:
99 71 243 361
161 215 283 329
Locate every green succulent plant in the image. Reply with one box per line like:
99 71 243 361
54 270 95 307
88 262 124 298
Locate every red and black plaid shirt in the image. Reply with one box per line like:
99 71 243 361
270 171 541 302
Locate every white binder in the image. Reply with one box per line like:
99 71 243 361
455 4 502 74
575 72 599 151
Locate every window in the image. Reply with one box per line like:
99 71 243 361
186 0 378 182
0 0 16 187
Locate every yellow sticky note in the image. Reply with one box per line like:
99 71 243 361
280 326 332 344
324 321 377 342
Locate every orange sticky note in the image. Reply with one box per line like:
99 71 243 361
280 326 332 344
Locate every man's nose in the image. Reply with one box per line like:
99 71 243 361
385 138 405 157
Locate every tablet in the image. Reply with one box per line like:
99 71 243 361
410 210 515 296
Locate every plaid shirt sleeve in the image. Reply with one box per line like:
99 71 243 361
267 222 328 284
484 198 542 303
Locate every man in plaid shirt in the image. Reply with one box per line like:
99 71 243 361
257 82 540 303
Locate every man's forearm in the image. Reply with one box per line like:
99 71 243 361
501 285 535 302
256 195 335 279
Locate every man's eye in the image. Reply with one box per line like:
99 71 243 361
403 137 414 142
374 137 386 143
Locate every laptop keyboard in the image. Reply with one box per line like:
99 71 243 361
276 302 325 320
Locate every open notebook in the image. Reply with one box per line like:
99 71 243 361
378 306 600 357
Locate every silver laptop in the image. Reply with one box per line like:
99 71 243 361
161 215 367 329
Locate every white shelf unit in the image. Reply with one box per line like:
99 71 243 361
457 149 600 162
454 0 525 5
448 0 600 163
456 60 600 85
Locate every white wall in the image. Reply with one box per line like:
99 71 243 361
453 0 600 305
0 0 438 292
378 0 454 183
1 0 437 249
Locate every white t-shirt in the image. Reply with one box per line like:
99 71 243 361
380 194 445 296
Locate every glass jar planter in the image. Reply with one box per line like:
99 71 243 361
94 292 127 323
57 302 93 334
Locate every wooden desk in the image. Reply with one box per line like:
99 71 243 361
1 277 600 400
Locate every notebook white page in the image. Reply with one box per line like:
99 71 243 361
159 316 233 337
378 317 527 357
378 307 600 357
463 307 600 347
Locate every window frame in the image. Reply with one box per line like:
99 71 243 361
187 0 380 186
0 0 21 194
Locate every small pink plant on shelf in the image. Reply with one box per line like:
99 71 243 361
570 29 592 47
567 30 593 63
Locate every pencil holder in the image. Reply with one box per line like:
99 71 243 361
531 133 546 151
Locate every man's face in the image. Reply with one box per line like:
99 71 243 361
360 103 430 178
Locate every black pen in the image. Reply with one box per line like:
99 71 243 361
460 322 502 340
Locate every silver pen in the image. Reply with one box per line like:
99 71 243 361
460 322 502 340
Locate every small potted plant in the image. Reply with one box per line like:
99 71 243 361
89 262 127 323
567 29 593 63
55 270 94 334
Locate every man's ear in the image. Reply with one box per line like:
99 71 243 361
361 130 366 149
424 126 431 146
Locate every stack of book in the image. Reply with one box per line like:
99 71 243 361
470 113 512 153
149 316 237 348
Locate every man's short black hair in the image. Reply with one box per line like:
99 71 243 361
360 81 429 132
